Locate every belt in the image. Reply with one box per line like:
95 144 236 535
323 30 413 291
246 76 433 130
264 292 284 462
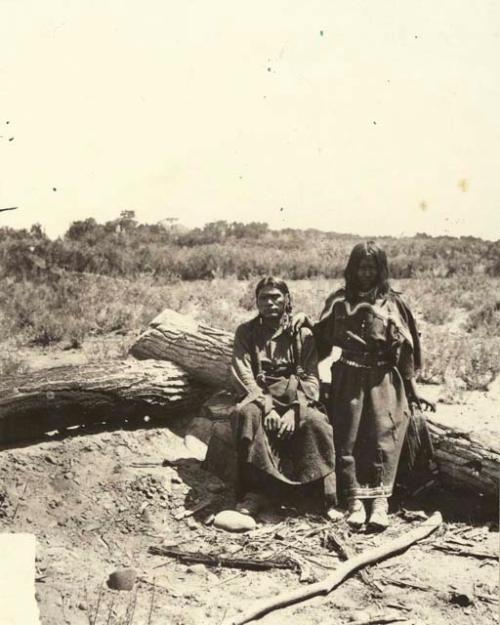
339 352 391 369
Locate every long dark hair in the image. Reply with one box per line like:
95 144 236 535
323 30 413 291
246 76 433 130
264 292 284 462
344 241 390 301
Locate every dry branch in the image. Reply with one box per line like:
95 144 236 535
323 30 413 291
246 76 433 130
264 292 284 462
430 545 498 561
221 512 443 625
148 546 297 571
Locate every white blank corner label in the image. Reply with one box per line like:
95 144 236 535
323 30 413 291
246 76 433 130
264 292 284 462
0 533 40 625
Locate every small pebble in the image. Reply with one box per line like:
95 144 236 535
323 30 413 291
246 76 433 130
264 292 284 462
187 564 206 576
107 568 137 591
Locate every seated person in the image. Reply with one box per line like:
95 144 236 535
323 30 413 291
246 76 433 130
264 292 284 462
230 276 342 521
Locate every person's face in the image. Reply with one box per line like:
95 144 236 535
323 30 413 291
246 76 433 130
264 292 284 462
257 286 287 319
357 255 378 291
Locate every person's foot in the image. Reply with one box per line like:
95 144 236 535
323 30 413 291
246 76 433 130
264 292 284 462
325 506 344 522
235 492 270 516
346 498 366 528
368 497 389 531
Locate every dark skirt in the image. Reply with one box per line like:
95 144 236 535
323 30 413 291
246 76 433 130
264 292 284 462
329 361 410 500
231 401 337 505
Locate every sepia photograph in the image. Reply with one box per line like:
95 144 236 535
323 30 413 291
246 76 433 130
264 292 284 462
0 2 498 624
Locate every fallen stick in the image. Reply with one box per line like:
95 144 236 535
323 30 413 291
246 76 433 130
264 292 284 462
148 546 297 571
323 531 374 589
221 512 442 625
475 592 498 604
430 545 498 561
350 615 408 625
174 498 213 521
382 577 432 592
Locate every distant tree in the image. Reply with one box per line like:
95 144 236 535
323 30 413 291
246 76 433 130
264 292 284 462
203 221 230 242
118 210 137 231
66 218 99 241
30 223 46 239
240 222 269 238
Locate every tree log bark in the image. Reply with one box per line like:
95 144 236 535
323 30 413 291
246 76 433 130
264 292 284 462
130 308 234 388
0 359 210 445
131 309 499 498
427 419 499 497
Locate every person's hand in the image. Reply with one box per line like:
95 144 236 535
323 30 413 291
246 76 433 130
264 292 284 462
291 312 311 333
410 395 436 412
263 409 281 432
277 409 296 439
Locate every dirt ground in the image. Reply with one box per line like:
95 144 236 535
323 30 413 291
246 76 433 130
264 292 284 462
0 403 498 625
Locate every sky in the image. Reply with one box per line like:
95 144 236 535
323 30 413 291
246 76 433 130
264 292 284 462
1 0 499 240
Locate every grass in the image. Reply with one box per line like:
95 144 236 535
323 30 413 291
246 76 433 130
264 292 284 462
0 273 499 391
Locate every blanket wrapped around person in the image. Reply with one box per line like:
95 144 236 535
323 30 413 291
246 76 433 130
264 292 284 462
230 277 341 519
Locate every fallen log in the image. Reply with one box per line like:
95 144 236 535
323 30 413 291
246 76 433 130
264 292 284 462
0 359 210 444
131 309 500 498
221 512 443 625
130 308 234 388
427 420 499 497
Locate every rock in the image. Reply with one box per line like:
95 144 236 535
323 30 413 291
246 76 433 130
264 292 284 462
213 510 256 532
187 564 206 576
450 588 475 607
107 568 137 591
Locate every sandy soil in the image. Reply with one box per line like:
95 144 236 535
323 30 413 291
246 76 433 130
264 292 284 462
0 410 498 625
1 342 498 625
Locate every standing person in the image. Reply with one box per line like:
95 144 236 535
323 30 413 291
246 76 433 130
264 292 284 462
296 242 435 530
230 277 342 522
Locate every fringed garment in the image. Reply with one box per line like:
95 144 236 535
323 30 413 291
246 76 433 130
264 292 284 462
314 288 422 500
